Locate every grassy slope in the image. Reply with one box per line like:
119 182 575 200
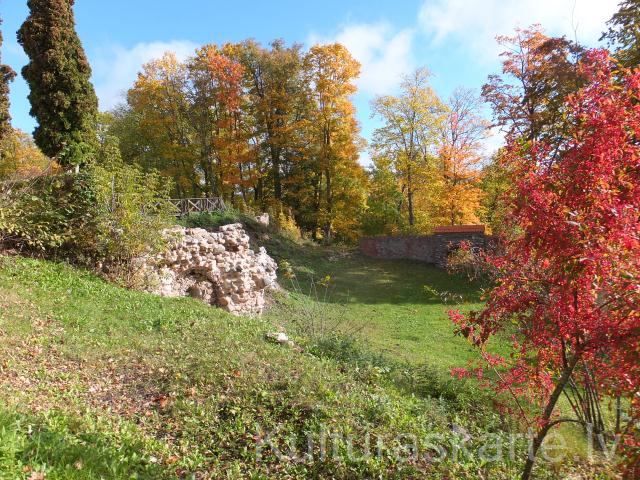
260 233 608 466
0 255 522 479
0 225 613 478
261 234 485 368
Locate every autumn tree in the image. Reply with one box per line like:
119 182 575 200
125 48 252 202
18 0 98 167
437 88 488 225
0 129 52 180
126 45 303 205
479 27 587 234
602 0 640 68
226 40 308 205
125 53 198 196
187 45 249 200
302 43 366 240
482 26 584 148
371 68 447 230
450 51 640 480
110 41 367 241
0 16 16 143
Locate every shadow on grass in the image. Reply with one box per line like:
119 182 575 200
0 406 164 479
277 252 483 306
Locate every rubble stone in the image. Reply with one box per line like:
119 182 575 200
140 224 278 316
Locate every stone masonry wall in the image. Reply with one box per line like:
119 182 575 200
140 224 278 316
359 231 490 267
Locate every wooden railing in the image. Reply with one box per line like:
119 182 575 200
168 197 226 216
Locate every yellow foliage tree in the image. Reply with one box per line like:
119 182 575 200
127 53 199 196
371 68 447 232
0 128 54 180
436 88 488 225
302 43 367 241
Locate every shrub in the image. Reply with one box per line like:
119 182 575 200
260 200 303 241
445 240 496 284
0 172 96 252
273 209 302 241
89 159 174 265
1 156 174 280
0 181 20 246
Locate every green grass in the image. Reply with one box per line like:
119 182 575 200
0 229 616 478
259 233 618 468
0 255 517 479
259 231 486 368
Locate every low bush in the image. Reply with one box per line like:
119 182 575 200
0 156 174 283
446 240 497 285
90 159 174 264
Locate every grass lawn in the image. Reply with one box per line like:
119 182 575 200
0 227 616 478
261 234 487 369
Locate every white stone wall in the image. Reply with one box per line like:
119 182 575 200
141 224 278 316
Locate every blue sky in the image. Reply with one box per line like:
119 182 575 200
3 0 619 162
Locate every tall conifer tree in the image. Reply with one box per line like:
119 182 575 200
17 0 98 166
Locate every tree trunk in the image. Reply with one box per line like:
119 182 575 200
406 162 415 226
323 167 332 242
407 188 414 226
272 147 282 201
521 354 580 480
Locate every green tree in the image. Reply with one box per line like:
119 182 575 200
602 0 640 68
479 151 511 235
0 16 16 142
17 0 98 167
362 155 405 235
371 68 447 229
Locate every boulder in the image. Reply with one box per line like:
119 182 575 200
140 224 278 316
255 213 270 227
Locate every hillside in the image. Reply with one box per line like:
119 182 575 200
0 227 613 479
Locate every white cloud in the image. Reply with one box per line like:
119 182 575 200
91 40 198 111
419 0 619 61
309 23 415 95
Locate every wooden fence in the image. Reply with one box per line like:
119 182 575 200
168 197 226 216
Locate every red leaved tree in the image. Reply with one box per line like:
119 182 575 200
450 50 640 479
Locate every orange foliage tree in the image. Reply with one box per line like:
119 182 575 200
437 88 489 226
111 41 367 241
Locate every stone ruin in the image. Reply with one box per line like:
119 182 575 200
140 223 278 316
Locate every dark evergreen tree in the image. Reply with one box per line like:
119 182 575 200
17 0 98 167
602 0 640 68
0 16 17 141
